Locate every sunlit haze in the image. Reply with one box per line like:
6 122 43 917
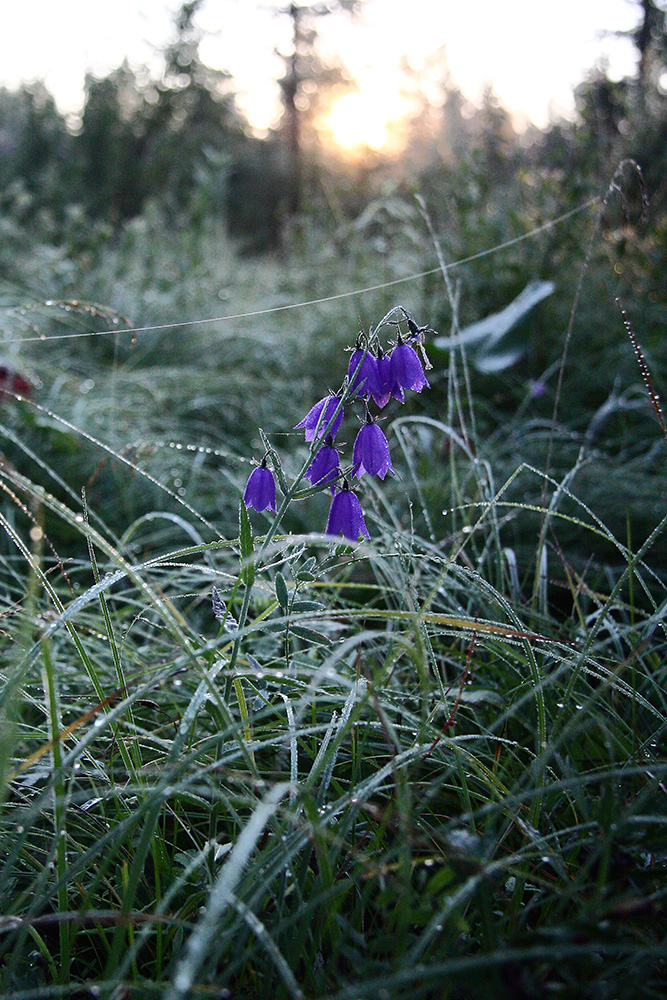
0 0 639 142
323 89 412 152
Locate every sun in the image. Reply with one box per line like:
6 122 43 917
324 90 398 152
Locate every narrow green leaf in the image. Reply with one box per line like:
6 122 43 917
291 600 324 612
275 571 289 610
290 624 331 646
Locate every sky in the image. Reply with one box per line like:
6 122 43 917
0 0 640 134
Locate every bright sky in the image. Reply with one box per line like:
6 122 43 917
0 0 639 134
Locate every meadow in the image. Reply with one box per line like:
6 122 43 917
0 164 666 999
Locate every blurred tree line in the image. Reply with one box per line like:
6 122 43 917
0 0 665 257
0 1 247 237
0 0 363 250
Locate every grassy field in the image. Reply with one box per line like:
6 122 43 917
0 183 666 998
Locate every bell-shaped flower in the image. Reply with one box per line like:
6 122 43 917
243 460 277 513
347 347 378 397
326 481 370 541
304 437 340 493
370 350 404 408
390 339 430 392
352 418 394 479
294 395 344 442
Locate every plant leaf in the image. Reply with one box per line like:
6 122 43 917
275 571 289 610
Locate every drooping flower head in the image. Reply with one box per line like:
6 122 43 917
353 416 394 479
370 347 404 408
295 395 344 442
326 480 370 541
243 458 277 513
390 337 430 393
347 343 378 398
304 436 340 493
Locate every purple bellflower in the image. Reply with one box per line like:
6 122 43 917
370 349 404 408
295 395 344 442
390 339 430 392
243 459 277 513
326 481 370 541
353 418 394 479
304 437 340 492
347 346 378 397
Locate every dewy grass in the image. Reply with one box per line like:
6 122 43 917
0 203 666 999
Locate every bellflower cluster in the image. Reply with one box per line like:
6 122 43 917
346 331 430 406
242 310 432 544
